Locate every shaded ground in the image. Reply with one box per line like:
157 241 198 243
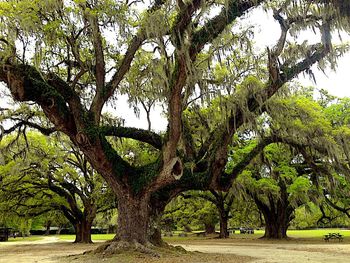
0 236 349 263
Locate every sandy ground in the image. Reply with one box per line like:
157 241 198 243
0 237 350 263
0 237 96 263
175 241 350 263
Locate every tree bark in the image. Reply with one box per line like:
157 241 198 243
114 192 151 244
45 221 51 236
74 219 93 243
204 223 216 234
263 213 289 239
258 197 294 239
219 212 229 238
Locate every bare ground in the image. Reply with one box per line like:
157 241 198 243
173 239 350 263
0 236 350 263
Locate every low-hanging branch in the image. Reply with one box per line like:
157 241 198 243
323 190 350 218
100 126 163 150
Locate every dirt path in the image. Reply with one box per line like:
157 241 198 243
1 237 350 263
0 237 97 263
174 242 350 263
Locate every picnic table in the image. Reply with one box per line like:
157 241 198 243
324 233 343 242
240 227 254 234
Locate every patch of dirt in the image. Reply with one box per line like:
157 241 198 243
0 237 96 263
1 236 350 263
172 240 350 263
0 237 252 263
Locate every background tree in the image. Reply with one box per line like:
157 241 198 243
163 194 219 234
237 143 315 239
0 0 347 249
181 190 235 238
0 132 115 243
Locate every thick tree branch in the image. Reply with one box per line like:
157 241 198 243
323 190 350 218
189 0 263 58
0 64 77 135
100 126 162 150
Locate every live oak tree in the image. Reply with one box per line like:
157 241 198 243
181 190 235 238
237 143 314 239
311 97 350 221
0 0 347 248
232 90 350 238
163 194 219 234
0 132 115 243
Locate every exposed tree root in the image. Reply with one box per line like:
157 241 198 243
85 240 188 258
87 240 160 257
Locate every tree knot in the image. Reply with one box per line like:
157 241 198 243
76 131 90 146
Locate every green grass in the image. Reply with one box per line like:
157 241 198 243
287 228 350 238
58 234 115 242
164 228 350 241
53 229 350 243
7 236 44 242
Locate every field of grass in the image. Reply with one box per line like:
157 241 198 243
7 235 44 242
58 234 115 242
55 228 350 243
287 229 350 238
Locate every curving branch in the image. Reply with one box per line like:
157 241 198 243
100 126 162 150
323 190 350 218
0 64 77 135
3 120 56 136
189 0 264 58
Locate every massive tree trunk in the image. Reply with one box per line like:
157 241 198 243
74 218 93 243
262 212 289 239
114 192 151 244
253 188 294 239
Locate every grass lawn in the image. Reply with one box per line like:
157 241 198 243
58 234 115 242
7 236 44 242
287 229 350 238
56 228 350 243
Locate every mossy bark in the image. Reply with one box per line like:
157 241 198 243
262 215 289 239
74 219 93 243
114 191 151 244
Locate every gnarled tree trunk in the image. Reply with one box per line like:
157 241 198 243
74 218 93 243
262 212 289 239
114 192 151 244
254 190 294 239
